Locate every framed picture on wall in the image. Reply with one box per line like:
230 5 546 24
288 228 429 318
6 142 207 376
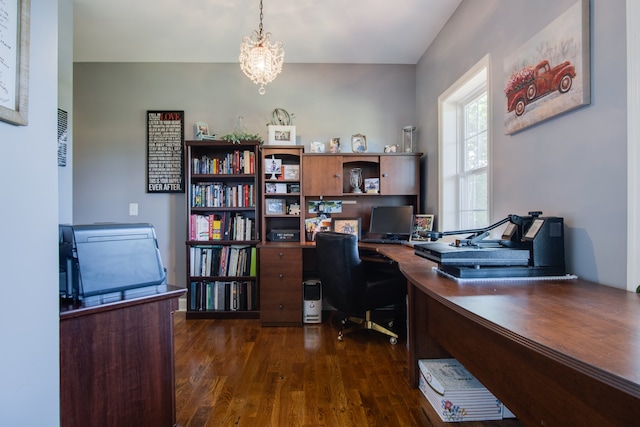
0 0 31 126
503 0 590 135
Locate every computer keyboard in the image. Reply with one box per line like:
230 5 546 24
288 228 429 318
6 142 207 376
360 238 407 245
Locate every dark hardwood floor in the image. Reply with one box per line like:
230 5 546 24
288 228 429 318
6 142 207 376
173 312 520 427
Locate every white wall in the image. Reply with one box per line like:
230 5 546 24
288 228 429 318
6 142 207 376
0 1 61 425
72 62 417 286
417 0 628 288
58 0 73 224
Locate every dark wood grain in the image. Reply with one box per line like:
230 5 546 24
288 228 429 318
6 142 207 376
173 312 522 427
374 244 640 427
259 246 303 326
60 286 184 427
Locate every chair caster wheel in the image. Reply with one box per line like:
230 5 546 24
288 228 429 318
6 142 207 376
389 336 398 345
388 321 394 328
338 333 344 342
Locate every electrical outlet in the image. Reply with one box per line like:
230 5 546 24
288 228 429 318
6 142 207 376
129 203 138 216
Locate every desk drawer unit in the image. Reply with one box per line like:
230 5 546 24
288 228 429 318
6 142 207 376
259 247 303 326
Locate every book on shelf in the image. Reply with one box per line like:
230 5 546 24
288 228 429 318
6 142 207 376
192 149 255 175
189 245 256 277
249 247 257 276
189 213 254 241
191 183 255 208
189 280 257 311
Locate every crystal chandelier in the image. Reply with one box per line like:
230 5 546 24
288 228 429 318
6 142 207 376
239 0 284 95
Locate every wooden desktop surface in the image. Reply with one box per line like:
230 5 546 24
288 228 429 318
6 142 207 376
371 243 640 427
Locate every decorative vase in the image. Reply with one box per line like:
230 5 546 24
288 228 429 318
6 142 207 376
402 126 416 152
350 168 363 193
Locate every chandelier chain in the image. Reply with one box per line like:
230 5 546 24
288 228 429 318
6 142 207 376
258 0 264 37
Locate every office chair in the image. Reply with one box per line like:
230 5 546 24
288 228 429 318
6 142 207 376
315 231 407 344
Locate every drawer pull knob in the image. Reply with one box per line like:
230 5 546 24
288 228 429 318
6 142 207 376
279 273 284 278
279 252 284 257
279 304 284 309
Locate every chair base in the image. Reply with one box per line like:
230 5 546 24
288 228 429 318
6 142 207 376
338 310 399 345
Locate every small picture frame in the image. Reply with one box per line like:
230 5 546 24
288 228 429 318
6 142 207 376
283 164 300 180
268 125 296 145
332 218 362 240
265 158 282 175
266 198 285 215
364 178 379 194
310 141 325 153
195 122 216 140
410 214 435 242
351 134 367 152
265 183 277 194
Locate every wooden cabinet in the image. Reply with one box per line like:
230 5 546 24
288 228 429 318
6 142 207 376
259 245 303 326
380 155 419 195
257 151 422 326
300 153 422 241
303 153 420 196
185 140 260 319
60 285 185 427
302 155 343 196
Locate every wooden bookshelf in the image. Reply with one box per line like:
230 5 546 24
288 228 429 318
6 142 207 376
185 140 260 319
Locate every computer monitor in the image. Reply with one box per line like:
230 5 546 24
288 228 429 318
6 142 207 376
368 205 414 240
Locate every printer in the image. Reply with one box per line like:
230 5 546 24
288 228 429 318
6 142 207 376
413 211 565 279
59 223 167 301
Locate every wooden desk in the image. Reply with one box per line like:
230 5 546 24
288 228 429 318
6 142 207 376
258 241 399 326
60 285 185 427
373 244 640 426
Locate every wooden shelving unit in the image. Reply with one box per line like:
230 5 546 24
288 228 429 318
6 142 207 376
185 140 260 319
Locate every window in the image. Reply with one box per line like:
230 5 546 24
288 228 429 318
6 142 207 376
459 91 488 228
439 55 490 232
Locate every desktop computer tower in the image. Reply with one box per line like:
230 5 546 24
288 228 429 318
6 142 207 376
303 279 322 324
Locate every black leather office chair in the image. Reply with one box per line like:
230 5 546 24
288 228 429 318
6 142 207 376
315 231 407 344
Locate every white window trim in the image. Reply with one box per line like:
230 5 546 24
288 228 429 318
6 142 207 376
438 54 491 232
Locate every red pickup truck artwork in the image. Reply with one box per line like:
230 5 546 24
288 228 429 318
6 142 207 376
505 60 576 116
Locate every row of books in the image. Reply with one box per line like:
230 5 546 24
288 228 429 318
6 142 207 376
192 150 255 175
190 213 255 241
189 280 257 312
191 183 255 208
189 245 257 277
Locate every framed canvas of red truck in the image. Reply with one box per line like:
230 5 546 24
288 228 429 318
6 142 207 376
503 0 590 135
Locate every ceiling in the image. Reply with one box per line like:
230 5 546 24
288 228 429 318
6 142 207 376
73 0 462 64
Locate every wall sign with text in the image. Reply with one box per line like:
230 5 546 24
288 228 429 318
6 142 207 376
147 110 185 193
0 0 30 126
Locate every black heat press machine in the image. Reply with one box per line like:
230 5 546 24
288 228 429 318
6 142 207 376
413 211 565 279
